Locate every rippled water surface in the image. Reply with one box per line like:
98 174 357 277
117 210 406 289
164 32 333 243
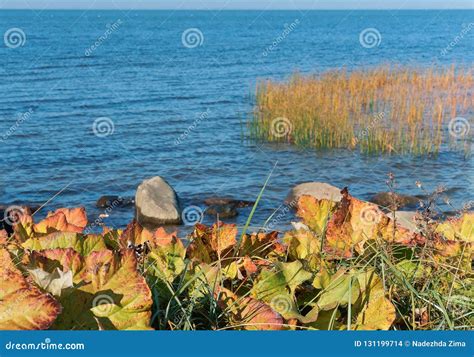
1 10 473 230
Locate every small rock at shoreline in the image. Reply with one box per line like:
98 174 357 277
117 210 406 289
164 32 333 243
135 176 182 227
369 192 421 210
205 203 238 218
96 195 134 208
286 182 342 205
203 197 255 208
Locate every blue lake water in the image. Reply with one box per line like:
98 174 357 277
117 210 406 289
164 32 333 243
0 10 473 231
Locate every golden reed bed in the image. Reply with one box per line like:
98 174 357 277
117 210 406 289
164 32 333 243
250 65 473 155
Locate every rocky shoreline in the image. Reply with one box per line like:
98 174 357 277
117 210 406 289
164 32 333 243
2 175 454 236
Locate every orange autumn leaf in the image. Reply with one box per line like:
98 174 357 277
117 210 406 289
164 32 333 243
239 230 283 258
322 189 418 258
296 195 337 235
55 208 88 230
119 220 180 251
0 230 8 245
34 208 87 234
187 222 237 263
151 227 181 247
323 189 373 258
0 249 61 330
242 256 258 276
119 219 154 248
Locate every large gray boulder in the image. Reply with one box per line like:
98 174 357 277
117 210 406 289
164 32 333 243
286 182 342 205
135 176 182 226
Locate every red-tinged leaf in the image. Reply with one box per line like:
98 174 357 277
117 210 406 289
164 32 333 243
216 287 283 330
151 227 180 247
238 297 284 330
187 222 237 263
119 220 154 248
0 249 61 330
324 189 383 258
26 248 83 281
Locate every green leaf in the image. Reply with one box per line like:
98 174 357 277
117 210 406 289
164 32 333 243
52 250 153 330
251 261 312 320
317 269 360 310
396 260 431 280
436 213 474 242
283 229 321 261
23 232 107 256
276 261 313 295
146 237 186 283
353 295 396 330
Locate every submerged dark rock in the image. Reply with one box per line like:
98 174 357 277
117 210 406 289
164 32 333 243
96 195 134 208
203 197 255 208
369 192 421 210
202 196 256 219
205 203 238 218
